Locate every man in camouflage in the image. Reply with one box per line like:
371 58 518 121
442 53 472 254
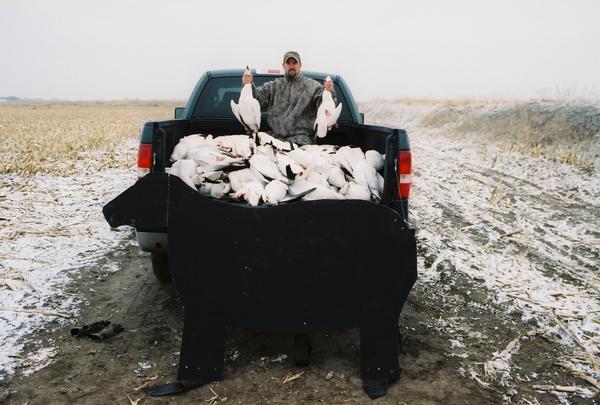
242 51 336 145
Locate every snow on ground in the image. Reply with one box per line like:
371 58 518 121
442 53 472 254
0 168 135 380
1 100 598 401
361 100 600 399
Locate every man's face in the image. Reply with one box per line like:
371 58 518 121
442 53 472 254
283 58 301 77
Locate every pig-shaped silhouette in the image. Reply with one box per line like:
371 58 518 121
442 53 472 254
103 173 417 399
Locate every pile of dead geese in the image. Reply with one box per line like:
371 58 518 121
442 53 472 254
167 132 385 206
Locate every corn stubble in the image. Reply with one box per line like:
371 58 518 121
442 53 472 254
0 101 180 175
422 101 600 169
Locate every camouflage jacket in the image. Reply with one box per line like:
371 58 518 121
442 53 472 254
252 74 336 145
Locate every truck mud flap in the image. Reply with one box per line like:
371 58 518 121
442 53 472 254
103 173 417 399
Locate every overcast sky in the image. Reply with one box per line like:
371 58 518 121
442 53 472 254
1 0 599 101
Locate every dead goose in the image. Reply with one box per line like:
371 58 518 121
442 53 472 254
198 181 231 199
167 159 198 189
300 144 338 155
233 180 267 206
313 76 342 139
352 160 382 200
340 181 371 201
264 180 289 205
257 132 295 152
288 167 344 201
275 152 304 177
214 134 256 158
327 166 348 189
365 150 384 172
228 168 264 192
170 134 213 161
255 144 277 162
187 145 246 171
249 154 287 183
231 67 261 135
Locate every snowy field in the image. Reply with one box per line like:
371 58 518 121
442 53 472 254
0 100 599 403
362 99 600 402
0 102 177 380
0 169 135 379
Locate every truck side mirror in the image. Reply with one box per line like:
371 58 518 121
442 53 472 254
359 112 365 124
174 107 185 119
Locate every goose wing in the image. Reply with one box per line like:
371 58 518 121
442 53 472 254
327 103 343 127
230 100 241 122
250 98 261 131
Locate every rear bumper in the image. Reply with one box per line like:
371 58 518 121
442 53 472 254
137 230 168 253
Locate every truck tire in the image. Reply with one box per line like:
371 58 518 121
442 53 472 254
150 252 172 283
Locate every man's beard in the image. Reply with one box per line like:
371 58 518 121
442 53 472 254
287 69 296 78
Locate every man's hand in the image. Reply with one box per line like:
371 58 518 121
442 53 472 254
324 80 333 93
242 72 253 85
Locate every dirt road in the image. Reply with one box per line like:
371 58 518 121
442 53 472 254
0 240 511 405
1 101 598 404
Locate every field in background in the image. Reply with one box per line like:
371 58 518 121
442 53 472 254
0 101 182 175
420 100 600 168
1 99 598 175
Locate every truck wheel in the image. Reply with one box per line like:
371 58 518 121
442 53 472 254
150 252 172 283
294 334 311 367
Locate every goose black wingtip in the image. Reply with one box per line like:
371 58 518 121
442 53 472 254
285 164 296 180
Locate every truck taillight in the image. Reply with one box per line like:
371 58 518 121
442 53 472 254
397 151 411 199
137 143 152 178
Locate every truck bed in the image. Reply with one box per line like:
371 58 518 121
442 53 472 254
146 118 410 219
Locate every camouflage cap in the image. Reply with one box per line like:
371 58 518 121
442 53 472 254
283 51 301 63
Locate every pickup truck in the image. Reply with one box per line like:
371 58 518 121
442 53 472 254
103 69 417 399
129 69 414 282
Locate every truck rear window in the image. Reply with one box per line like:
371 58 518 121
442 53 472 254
192 77 351 122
